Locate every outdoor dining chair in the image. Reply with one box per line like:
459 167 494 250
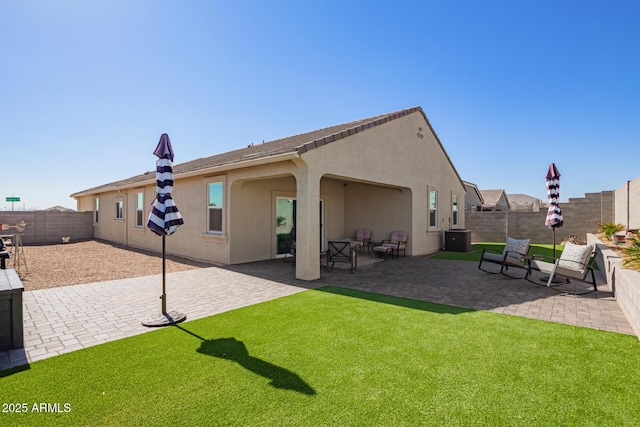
326 239 357 273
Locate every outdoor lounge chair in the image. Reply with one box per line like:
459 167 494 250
349 229 372 253
326 239 357 273
526 242 597 294
373 231 408 260
478 237 530 278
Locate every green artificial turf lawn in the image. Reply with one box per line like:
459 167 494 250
432 243 600 270
1 286 638 426
431 243 562 262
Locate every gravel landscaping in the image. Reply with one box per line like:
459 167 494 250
10 240 215 291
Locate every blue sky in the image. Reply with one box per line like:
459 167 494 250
2 0 638 210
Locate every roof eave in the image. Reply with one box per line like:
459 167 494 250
71 151 300 199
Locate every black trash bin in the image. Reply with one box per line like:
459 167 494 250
0 269 24 350
444 229 472 252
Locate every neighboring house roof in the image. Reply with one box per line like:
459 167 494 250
507 194 543 208
480 189 511 209
462 181 484 204
45 206 76 212
71 106 464 197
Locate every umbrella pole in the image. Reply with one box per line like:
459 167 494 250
552 227 556 259
162 234 167 314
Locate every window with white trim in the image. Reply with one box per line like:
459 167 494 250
207 182 224 233
115 200 124 220
94 197 99 223
429 190 438 228
136 192 144 227
452 194 459 227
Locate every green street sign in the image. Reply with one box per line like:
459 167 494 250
6 197 20 202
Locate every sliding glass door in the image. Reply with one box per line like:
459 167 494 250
276 197 324 257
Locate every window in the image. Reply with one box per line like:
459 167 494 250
94 198 99 223
115 200 123 220
452 194 459 227
136 192 144 227
207 182 223 233
429 190 437 228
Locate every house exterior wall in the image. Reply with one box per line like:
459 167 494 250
343 183 412 245
74 110 465 276
464 186 482 211
496 194 509 211
300 111 465 256
81 163 303 264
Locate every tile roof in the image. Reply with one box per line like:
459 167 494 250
480 189 508 207
507 193 543 207
72 106 452 196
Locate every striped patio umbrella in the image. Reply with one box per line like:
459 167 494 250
142 133 186 327
545 163 563 258
148 133 184 236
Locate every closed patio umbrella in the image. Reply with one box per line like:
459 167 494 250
142 133 186 327
545 163 563 259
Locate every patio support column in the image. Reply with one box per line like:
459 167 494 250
295 166 321 281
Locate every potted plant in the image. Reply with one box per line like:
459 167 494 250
612 234 627 245
598 222 624 241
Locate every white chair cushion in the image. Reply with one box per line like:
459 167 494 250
558 242 593 272
504 237 530 257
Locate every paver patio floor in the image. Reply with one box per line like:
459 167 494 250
1 255 634 371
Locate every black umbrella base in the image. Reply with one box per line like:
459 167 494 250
141 310 187 327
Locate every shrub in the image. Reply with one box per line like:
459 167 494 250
622 233 640 271
598 222 624 240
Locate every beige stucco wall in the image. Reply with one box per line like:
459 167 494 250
229 175 296 264
75 110 465 277
300 111 465 256
343 182 412 246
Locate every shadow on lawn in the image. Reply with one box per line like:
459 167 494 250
174 326 316 396
318 285 476 315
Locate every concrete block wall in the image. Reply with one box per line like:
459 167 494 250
0 211 93 244
631 179 640 230
601 190 615 226
615 178 640 230
465 210 507 242
467 192 609 243
588 234 640 339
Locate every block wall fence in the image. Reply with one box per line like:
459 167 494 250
0 211 93 245
466 191 615 243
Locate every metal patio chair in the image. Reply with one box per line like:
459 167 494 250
478 237 531 278
326 239 357 273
